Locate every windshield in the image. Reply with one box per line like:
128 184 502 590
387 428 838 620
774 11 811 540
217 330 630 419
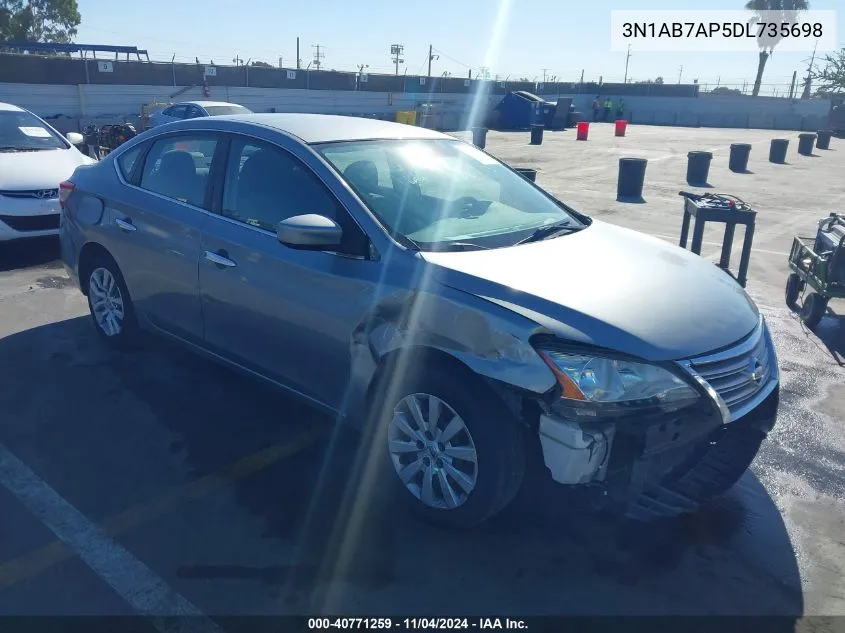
0 110 67 151
204 105 253 116
318 139 584 251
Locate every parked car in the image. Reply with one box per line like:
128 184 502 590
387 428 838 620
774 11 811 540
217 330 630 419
147 101 253 128
59 114 779 527
0 102 94 243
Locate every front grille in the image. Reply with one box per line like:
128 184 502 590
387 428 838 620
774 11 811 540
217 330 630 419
0 213 60 231
0 189 59 200
684 318 775 420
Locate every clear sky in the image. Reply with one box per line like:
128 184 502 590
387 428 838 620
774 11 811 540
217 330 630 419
74 0 843 93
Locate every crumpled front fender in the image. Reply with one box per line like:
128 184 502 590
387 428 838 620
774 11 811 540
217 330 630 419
344 285 556 425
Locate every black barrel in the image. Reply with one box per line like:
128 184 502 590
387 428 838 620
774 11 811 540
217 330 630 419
729 143 752 173
617 158 648 200
471 127 488 149
798 133 816 156
514 168 537 182
816 129 833 150
769 139 789 163
529 124 544 145
686 151 713 185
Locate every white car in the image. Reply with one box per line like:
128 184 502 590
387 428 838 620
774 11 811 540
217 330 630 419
148 101 253 128
0 102 94 242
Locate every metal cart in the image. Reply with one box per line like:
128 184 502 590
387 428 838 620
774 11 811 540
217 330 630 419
785 213 845 329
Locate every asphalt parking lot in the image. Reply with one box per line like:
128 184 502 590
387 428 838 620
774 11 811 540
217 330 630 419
0 123 843 626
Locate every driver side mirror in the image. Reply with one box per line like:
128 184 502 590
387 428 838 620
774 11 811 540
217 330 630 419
66 132 84 146
276 214 343 249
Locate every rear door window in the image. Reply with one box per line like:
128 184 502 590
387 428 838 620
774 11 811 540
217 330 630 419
116 144 145 183
139 135 219 208
168 105 188 119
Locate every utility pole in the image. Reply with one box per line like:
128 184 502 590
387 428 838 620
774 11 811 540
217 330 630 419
311 44 324 70
789 70 798 99
427 45 439 78
579 69 584 84
296 37 300 69
678 65 683 84
541 68 550 84
390 44 405 76
356 63 368 91
623 44 631 83
801 39 818 100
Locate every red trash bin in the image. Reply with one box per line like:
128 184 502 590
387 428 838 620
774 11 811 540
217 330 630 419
576 121 590 141
615 120 628 137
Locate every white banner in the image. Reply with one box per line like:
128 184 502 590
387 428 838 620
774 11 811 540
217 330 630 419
610 10 837 52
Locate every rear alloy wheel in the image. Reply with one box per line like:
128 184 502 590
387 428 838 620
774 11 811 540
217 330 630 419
800 292 829 330
378 369 525 528
785 273 804 309
87 258 139 348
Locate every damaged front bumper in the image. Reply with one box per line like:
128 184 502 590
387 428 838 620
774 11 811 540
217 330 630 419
536 382 779 521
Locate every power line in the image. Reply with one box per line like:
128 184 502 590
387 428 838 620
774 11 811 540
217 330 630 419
431 47 472 69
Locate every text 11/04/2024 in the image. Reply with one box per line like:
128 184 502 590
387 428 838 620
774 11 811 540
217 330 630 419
610 9 837 52
307 618 528 630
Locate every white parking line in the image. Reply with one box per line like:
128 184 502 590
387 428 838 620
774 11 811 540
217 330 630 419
0 443 223 633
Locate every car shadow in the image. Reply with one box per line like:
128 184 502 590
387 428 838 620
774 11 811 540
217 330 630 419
0 316 804 620
0 237 60 273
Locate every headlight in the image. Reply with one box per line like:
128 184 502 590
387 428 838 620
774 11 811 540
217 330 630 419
537 348 700 413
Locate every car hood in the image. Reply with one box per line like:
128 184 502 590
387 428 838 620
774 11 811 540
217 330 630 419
421 220 759 362
0 148 89 190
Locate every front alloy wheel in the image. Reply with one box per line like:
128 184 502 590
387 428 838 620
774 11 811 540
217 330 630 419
387 393 479 510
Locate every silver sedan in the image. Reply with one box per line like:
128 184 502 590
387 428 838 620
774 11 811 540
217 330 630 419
59 113 780 527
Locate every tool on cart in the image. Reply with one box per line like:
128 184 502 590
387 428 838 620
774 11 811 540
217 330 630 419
677 191 757 288
785 213 845 329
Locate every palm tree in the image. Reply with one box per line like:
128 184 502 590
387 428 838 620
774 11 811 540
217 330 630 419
746 0 810 96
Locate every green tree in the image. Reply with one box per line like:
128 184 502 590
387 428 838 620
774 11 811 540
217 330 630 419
0 0 81 44
812 47 845 95
745 0 810 97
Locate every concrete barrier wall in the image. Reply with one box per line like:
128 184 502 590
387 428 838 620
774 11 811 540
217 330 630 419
0 81 832 133
547 92 832 131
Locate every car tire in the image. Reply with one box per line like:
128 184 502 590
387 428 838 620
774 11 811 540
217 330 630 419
785 273 804 309
800 292 828 330
370 364 526 529
86 255 140 349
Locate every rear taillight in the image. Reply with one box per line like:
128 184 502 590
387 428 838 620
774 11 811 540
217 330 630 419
59 181 75 210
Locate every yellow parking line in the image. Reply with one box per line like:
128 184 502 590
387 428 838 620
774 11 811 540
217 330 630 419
0 427 326 589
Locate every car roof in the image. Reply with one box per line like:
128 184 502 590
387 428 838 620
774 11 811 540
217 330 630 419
181 101 242 107
197 113 449 144
0 102 26 112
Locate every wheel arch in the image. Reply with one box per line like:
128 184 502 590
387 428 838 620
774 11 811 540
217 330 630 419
77 242 118 296
364 345 534 432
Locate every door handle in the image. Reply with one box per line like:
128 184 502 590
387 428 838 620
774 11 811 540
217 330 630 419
204 250 236 268
115 217 137 232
